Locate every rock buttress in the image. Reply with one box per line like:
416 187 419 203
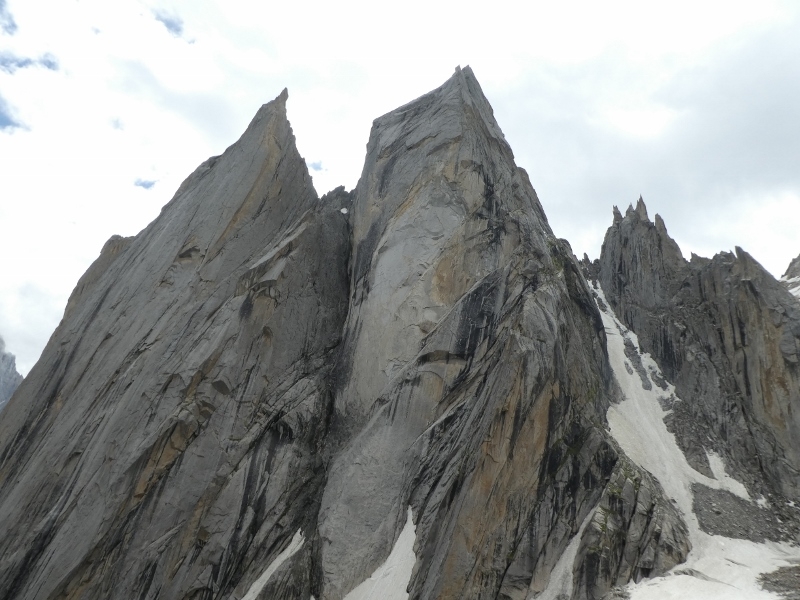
318 68 685 600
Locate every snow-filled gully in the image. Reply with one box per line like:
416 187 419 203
241 508 417 600
343 507 417 600
241 529 305 600
593 284 800 599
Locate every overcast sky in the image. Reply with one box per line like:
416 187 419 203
1 0 799 374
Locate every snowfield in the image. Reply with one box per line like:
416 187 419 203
594 285 800 599
241 529 305 600
343 507 417 600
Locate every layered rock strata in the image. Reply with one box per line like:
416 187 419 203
0 69 688 600
598 199 800 501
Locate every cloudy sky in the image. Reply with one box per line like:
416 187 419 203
1 0 799 374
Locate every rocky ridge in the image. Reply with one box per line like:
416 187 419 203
0 336 22 413
785 254 800 280
0 68 694 600
0 89 351 600
4 67 799 600
597 198 800 507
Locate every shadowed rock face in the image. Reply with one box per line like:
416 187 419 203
0 69 688 600
0 336 22 413
598 198 800 500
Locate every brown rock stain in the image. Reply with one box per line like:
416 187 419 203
432 244 474 307
439 364 553 597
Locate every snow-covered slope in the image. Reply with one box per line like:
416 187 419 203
343 507 416 600
595 284 800 599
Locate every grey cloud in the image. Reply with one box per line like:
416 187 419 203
655 30 800 198
0 284 64 375
0 0 16 35
0 52 59 74
153 10 183 37
493 18 800 273
113 59 238 143
38 53 58 71
134 179 156 189
0 53 32 73
0 94 20 130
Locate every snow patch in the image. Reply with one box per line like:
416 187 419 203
241 529 305 600
594 285 800 599
533 507 596 600
781 275 800 300
343 507 417 600
706 449 750 501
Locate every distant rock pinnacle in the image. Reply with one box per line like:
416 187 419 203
599 197 800 499
0 336 22 413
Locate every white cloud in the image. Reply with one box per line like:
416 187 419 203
1 0 799 374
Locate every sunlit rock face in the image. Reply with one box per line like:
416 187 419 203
0 336 22 413
0 68 688 600
598 199 800 500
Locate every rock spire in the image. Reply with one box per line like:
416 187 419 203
0 336 22 413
